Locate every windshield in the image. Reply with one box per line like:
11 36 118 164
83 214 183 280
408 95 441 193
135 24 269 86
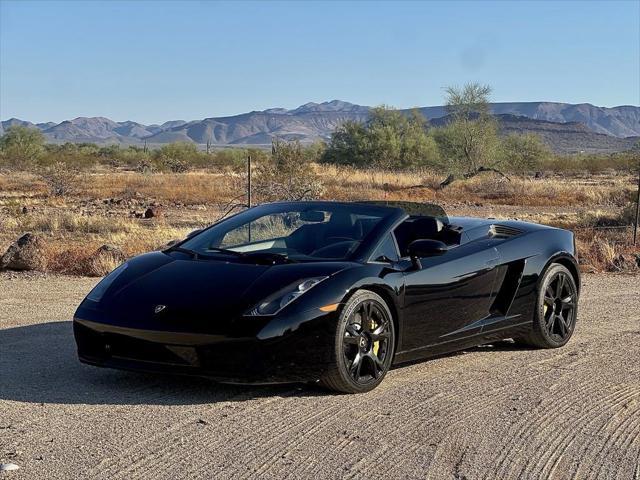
179 202 399 262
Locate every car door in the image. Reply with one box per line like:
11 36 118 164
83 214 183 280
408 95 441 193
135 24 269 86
400 239 501 352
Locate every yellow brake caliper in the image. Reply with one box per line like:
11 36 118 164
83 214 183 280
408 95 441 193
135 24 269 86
371 319 380 356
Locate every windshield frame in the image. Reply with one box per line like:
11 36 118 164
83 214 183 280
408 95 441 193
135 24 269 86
174 201 406 263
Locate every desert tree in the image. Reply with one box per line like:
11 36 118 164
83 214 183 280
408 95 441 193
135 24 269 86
432 82 503 185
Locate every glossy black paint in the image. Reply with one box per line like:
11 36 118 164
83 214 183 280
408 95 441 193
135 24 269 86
74 202 580 384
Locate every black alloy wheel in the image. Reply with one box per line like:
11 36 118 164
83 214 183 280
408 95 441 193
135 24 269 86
522 263 578 348
542 270 577 341
320 290 395 393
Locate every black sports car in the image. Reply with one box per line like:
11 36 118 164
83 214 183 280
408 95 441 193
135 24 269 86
74 201 580 393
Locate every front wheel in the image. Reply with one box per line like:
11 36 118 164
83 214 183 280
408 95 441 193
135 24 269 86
320 290 395 393
520 263 578 348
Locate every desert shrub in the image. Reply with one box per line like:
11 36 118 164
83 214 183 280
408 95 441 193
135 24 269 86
0 125 45 169
37 162 79 196
153 142 202 172
541 151 639 173
40 143 99 171
499 133 551 173
253 140 324 202
322 107 439 169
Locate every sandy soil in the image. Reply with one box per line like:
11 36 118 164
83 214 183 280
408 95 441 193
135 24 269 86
0 273 638 479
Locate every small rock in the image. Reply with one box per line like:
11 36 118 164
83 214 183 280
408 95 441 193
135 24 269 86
0 233 47 271
83 245 127 277
0 463 20 471
196 419 209 425
21 206 28 214
144 207 163 219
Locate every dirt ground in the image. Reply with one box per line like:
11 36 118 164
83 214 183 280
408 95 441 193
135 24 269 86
0 273 638 479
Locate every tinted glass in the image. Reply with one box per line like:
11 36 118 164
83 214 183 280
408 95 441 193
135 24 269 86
372 233 399 262
180 202 398 262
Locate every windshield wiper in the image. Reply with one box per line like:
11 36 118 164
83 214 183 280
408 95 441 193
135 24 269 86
241 251 297 265
205 247 246 257
167 246 200 259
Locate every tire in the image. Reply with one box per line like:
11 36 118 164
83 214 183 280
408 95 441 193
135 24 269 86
520 263 578 349
320 290 396 394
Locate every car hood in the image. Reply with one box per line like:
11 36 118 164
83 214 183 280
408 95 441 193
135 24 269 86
78 251 353 334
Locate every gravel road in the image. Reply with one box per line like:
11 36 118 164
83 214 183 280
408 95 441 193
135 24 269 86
0 273 638 479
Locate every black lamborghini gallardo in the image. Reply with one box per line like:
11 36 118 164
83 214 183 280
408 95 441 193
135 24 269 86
74 201 580 393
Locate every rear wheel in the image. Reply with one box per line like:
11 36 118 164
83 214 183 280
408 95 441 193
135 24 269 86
520 263 578 348
320 290 395 393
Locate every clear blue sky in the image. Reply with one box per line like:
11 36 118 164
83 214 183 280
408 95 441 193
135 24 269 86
1 0 638 124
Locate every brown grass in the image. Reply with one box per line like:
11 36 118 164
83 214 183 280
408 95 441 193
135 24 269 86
0 166 637 275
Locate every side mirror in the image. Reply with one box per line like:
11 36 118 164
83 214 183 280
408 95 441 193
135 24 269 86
407 239 447 269
186 228 203 239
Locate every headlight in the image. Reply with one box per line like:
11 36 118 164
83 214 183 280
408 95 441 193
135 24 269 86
85 263 128 302
245 276 328 316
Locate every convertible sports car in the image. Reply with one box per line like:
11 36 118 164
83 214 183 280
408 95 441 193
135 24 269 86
74 201 580 393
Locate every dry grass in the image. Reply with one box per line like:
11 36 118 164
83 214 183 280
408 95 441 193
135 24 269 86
319 165 633 207
575 230 639 273
0 166 637 275
77 171 237 205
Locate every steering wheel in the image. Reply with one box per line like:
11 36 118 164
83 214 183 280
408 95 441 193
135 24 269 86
311 240 358 258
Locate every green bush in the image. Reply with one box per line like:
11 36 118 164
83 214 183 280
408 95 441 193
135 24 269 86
0 125 45 168
499 133 551 173
322 106 439 169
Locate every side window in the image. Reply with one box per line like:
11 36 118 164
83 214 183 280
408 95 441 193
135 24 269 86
372 233 400 263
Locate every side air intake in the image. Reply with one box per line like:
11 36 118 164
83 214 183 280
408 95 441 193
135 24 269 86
490 224 523 239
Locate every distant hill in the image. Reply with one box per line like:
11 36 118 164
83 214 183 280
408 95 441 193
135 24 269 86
2 100 638 154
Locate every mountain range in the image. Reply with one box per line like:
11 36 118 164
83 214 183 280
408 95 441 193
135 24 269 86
2 101 639 154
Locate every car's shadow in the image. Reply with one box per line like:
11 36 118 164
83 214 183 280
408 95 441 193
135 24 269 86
0 321 533 406
0 321 323 406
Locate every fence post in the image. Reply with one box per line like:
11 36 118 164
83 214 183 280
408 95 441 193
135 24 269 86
634 160 639 245
247 155 252 209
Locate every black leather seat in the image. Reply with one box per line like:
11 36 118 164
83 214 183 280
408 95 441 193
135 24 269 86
394 217 444 256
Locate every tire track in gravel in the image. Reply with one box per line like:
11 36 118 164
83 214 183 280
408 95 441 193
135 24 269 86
568 387 640 479
1 273 638 480
587 396 640 479
102 392 294 479
532 385 638 479
489 368 610 478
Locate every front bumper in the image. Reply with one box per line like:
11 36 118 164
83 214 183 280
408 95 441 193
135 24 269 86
73 310 338 384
